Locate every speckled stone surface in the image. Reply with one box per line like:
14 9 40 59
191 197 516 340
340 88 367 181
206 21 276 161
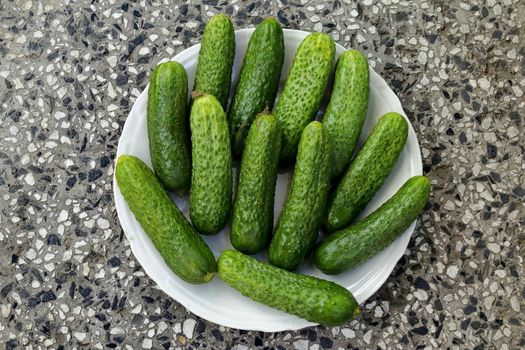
1 0 524 349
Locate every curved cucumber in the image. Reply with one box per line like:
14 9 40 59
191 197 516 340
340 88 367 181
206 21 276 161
193 14 235 109
218 249 360 326
323 50 370 178
189 94 232 235
315 176 430 274
325 112 408 232
230 114 281 254
274 32 335 163
269 121 332 271
147 61 191 193
115 155 216 284
229 18 284 157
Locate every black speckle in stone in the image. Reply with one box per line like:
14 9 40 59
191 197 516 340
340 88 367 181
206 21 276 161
195 320 206 333
116 74 128 86
461 318 471 330
254 336 263 346
320 337 333 349
66 176 76 189
461 90 470 103
41 290 57 303
100 156 110 168
121 3 129 11
28 297 41 308
113 335 125 344
512 186 524 197
102 299 111 309
431 153 441 165
142 295 154 304
492 30 502 39
211 329 223 341
396 11 408 21
106 344 117 349
446 127 454 136
411 326 428 335
425 34 438 44
486 144 497 159
277 10 289 26
11 254 19 263
47 234 61 245
108 256 121 267
79 285 92 298
463 305 477 315
384 37 395 47
88 169 103 182
6 339 18 350
149 315 162 322
132 10 141 17
414 276 430 290
1 283 13 298
143 22 154 30
129 35 145 53
307 328 317 342
136 71 146 85
95 313 107 322
459 132 467 143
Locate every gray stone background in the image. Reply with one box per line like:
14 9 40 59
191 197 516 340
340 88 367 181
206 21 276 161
0 0 523 349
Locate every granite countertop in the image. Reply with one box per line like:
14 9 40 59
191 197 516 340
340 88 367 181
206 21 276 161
1 0 523 349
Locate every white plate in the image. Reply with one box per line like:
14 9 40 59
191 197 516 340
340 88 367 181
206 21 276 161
113 29 422 332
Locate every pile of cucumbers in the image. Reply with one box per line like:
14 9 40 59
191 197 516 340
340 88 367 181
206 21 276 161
116 15 430 326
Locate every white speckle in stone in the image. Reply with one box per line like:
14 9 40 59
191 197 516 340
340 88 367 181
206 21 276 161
494 269 506 278
478 77 490 91
363 330 372 344
510 296 520 312
25 173 35 186
182 318 196 339
313 22 323 32
487 243 501 254
25 248 37 260
58 209 68 223
414 289 428 301
446 265 458 279
293 339 309 350
142 338 152 349
73 332 86 342
341 328 355 338
1 304 11 318
107 56 118 68
97 218 110 229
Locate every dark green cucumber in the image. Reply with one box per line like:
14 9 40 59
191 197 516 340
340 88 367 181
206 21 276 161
230 114 281 254
325 112 408 232
147 61 191 194
115 155 216 284
323 50 370 178
268 121 332 271
193 14 235 109
189 94 232 235
274 32 335 163
229 18 284 157
218 249 360 325
315 176 430 274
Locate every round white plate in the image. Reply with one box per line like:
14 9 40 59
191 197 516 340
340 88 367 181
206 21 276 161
113 29 422 332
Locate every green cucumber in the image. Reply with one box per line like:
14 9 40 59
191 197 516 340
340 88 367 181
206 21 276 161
229 18 284 157
147 61 191 194
315 176 430 274
274 32 335 163
230 114 281 254
325 112 408 232
218 249 360 326
189 94 232 235
115 155 216 284
268 121 332 271
322 50 370 178
193 14 235 109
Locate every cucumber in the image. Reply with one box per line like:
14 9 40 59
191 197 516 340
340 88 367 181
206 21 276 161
218 249 360 325
274 32 335 163
147 61 191 194
230 114 281 254
115 155 216 284
322 50 370 178
268 121 332 271
325 112 408 232
315 176 430 274
189 94 232 235
229 18 284 157
193 14 235 110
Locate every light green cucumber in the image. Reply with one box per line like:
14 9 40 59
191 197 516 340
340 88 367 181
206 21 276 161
325 112 408 232
268 121 332 271
218 249 360 326
189 94 232 235
274 32 335 163
322 50 370 178
115 155 216 284
193 14 235 109
315 176 430 274
230 113 281 254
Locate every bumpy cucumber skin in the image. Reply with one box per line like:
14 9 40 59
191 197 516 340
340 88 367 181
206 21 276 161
189 94 233 235
315 176 430 274
269 121 332 271
193 14 235 109
218 249 360 326
325 112 408 232
230 114 281 254
147 61 191 194
323 50 370 178
274 32 335 163
115 155 216 284
229 18 284 157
